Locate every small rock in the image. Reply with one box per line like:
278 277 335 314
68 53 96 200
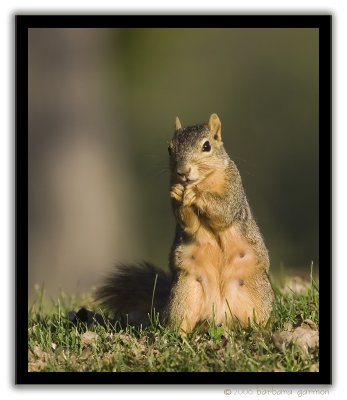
272 331 293 351
81 331 98 346
282 322 294 331
28 360 47 372
272 319 319 354
32 345 49 361
292 326 319 354
301 319 317 330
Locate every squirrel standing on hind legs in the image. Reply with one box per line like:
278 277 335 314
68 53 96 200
96 113 274 334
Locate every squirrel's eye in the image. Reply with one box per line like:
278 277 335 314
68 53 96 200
168 146 172 156
202 141 211 152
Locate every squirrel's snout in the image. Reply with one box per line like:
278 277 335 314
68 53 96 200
176 166 191 181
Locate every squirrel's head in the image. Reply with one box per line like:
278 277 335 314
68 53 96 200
168 113 229 184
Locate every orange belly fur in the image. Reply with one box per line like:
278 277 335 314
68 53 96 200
175 224 265 326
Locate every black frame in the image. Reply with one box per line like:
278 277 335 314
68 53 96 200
16 14 332 385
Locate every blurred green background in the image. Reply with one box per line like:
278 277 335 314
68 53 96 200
28 27 318 300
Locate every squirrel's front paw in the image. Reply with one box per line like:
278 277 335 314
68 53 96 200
170 183 184 202
183 186 196 207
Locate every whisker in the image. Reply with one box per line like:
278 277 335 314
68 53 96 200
157 168 170 177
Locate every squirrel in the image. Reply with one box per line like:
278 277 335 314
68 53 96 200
96 113 274 334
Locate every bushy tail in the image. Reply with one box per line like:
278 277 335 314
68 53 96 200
95 262 173 326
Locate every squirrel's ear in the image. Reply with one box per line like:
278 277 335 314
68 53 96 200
208 113 222 141
175 116 182 131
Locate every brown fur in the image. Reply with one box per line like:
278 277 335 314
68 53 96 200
197 168 226 195
169 219 272 331
167 114 274 333
96 113 274 334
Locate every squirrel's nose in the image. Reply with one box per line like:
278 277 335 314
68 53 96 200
177 166 191 180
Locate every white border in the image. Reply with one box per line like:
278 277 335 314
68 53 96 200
1 1 344 399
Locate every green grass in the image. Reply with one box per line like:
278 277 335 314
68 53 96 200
28 274 319 372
